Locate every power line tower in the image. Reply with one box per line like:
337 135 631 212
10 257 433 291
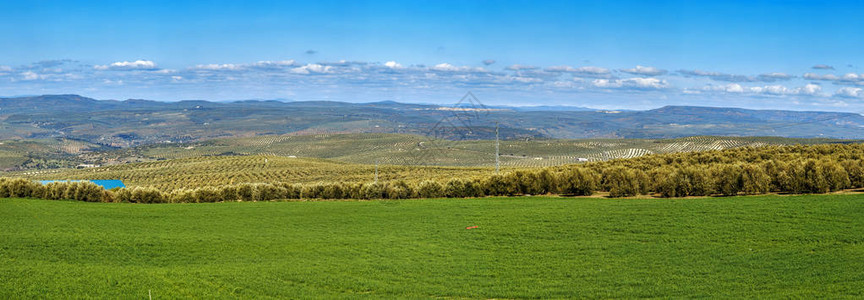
495 122 500 173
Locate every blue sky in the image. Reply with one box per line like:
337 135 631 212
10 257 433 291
1 0 863 111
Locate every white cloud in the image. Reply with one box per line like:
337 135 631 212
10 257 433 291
482 59 496 66
727 83 745 93
704 83 823 96
684 70 791 83
545 65 611 78
812 64 835 70
544 65 575 73
505 64 539 71
12 57 860 110
702 83 746 93
430 63 485 73
94 60 158 71
795 84 822 96
803 73 837 80
678 69 757 82
20 71 41 80
194 64 241 70
620 65 667 76
318 60 367 67
841 73 861 81
593 77 668 89
431 63 458 71
192 60 297 71
835 87 863 98
251 60 297 69
384 61 403 69
758 72 793 81
571 66 611 77
803 72 864 85
290 63 333 74
750 85 789 95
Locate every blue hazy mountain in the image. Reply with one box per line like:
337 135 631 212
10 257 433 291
0 95 861 146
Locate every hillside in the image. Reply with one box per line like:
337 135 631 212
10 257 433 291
1 95 863 148
71 134 864 167
2 134 855 172
14 141 864 197
17 155 493 189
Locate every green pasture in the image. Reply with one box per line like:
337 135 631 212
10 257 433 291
1 195 863 298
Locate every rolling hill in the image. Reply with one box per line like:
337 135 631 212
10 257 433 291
1 95 863 149
2 133 856 172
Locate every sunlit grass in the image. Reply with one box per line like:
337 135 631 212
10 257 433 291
1 195 863 298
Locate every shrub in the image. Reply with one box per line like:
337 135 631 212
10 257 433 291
444 178 471 198
219 186 238 202
602 167 643 198
194 186 223 203
255 184 287 201
118 187 166 203
343 183 364 199
0 178 43 198
557 167 596 196
801 160 830 194
360 182 386 199
416 180 444 198
43 182 67 200
822 161 850 191
658 167 713 197
507 170 549 195
235 183 255 201
481 175 510 196
740 164 771 195
169 189 196 203
842 160 864 188
72 182 105 202
711 164 742 197
386 181 413 199
283 183 303 199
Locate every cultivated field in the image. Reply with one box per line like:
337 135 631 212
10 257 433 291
1 134 853 173
2 195 863 298
114 134 849 167
16 155 494 190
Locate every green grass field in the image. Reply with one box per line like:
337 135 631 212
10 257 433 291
2 195 863 298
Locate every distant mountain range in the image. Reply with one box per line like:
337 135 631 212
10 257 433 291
0 94 862 147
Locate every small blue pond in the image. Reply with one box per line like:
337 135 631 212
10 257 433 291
38 180 126 190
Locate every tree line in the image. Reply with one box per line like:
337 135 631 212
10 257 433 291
2 144 863 203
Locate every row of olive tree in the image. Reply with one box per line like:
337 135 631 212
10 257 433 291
4 144 864 203
0 178 111 202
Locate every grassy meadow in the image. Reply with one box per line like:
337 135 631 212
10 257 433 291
2 195 863 298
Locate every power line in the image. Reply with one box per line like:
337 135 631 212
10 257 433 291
495 122 500 173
